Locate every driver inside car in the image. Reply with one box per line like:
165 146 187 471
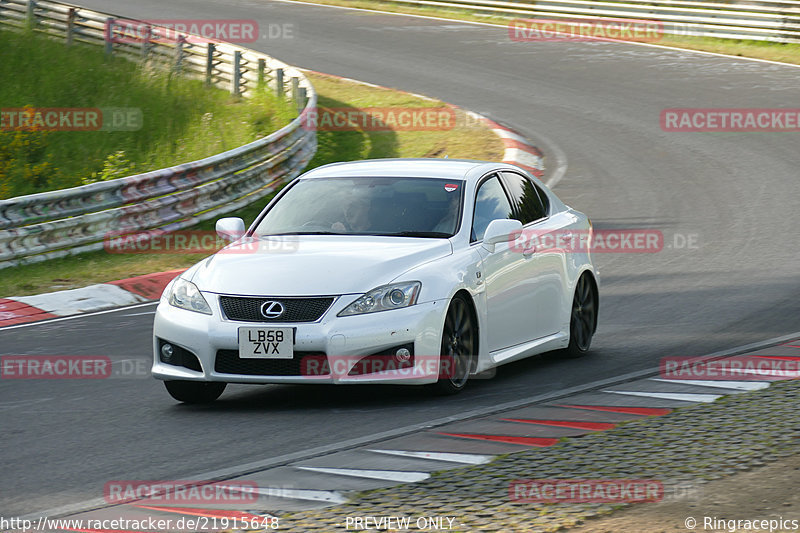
332 197 372 233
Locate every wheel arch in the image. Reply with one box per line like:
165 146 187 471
449 288 481 373
576 268 599 333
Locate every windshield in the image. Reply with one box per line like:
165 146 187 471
253 177 464 237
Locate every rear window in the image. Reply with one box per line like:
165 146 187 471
500 171 548 224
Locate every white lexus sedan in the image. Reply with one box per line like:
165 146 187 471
152 159 598 403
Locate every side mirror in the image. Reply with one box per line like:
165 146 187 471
215 217 245 242
482 219 523 252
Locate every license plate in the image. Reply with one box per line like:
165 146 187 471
239 327 294 359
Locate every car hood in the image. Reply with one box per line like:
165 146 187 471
188 235 453 296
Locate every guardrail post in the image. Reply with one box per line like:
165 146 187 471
26 0 36 28
66 8 75 46
232 50 242 96
275 68 284 97
298 87 307 114
140 24 151 61
257 58 266 88
291 77 299 109
104 17 114 56
205 43 215 86
173 35 185 74
779 11 797 42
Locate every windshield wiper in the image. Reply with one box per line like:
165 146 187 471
383 231 452 238
260 231 451 238
260 231 343 236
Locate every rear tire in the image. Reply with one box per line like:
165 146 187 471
560 273 597 359
432 294 477 395
164 380 226 404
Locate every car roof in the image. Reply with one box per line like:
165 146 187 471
299 158 499 181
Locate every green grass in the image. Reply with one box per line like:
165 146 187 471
0 71 504 297
0 28 295 199
656 34 800 64
279 0 800 65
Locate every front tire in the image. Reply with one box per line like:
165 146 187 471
561 273 597 359
433 294 477 395
164 380 226 404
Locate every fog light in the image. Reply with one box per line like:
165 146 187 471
161 343 174 362
395 348 411 362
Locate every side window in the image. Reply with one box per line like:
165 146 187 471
500 172 548 224
472 175 512 242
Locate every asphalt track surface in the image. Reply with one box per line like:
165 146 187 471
2 0 799 518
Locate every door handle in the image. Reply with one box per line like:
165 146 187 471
522 245 536 257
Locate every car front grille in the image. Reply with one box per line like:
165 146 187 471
215 350 328 376
219 296 335 323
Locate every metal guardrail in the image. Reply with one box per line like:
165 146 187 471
385 0 800 42
0 0 317 268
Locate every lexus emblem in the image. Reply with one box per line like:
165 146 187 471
260 301 285 319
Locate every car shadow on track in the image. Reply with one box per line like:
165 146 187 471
169 349 595 412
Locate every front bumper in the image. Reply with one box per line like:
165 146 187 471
152 293 448 385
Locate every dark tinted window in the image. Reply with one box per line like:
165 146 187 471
472 175 512 241
500 172 548 224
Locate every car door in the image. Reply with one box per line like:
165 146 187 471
499 171 567 338
473 174 536 352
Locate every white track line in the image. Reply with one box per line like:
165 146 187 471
650 379 770 391
604 390 722 403
296 466 430 482
368 449 493 464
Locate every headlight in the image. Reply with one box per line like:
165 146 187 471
338 281 421 317
167 278 212 315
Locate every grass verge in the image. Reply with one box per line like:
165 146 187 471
0 28 294 199
0 71 504 297
279 0 800 65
